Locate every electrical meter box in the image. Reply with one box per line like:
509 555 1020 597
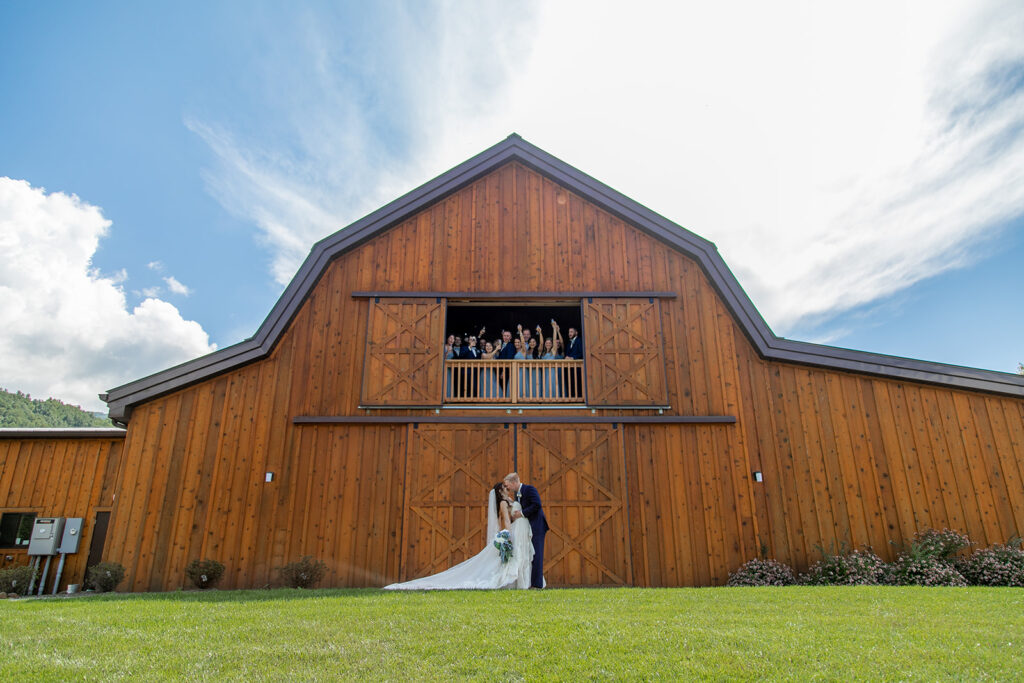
27 517 65 556
58 517 84 554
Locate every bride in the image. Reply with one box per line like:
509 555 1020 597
383 482 533 590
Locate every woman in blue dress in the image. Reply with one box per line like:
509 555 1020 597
540 320 565 398
480 341 499 398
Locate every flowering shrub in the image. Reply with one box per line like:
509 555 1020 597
956 544 1024 587
908 528 971 560
279 556 327 589
883 555 967 586
727 559 796 586
881 528 970 586
801 549 886 585
87 561 126 592
0 565 36 595
185 559 226 589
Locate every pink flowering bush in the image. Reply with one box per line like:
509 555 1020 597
957 543 1024 587
883 528 971 586
801 549 886 585
727 559 796 586
909 528 971 560
883 555 967 586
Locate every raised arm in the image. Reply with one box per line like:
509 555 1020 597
535 325 545 354
553 321 564 356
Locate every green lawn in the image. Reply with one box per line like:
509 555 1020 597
2 587 1022 681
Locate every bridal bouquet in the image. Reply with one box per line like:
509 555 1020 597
493 530 513 563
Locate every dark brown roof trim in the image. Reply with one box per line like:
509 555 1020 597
351 291 677 299
103 134 1024 422
0 428 127 439
294 415 736 425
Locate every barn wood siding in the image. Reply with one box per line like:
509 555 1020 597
47 160 1024 589
0 437 121 588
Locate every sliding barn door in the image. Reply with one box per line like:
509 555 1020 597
518 424 632 586
583 298 668 406
361 298 444 406
401 425 514 581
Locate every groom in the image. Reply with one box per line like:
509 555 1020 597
504 472 549 588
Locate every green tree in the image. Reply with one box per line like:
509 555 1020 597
0 388 112 428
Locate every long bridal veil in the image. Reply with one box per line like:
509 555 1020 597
382 489 512 589
485 488 498 543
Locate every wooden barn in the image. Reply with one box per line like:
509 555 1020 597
3 134 1024 591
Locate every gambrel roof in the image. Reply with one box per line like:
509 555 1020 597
102 134 1024 422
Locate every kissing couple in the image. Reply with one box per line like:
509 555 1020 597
384 472 549 590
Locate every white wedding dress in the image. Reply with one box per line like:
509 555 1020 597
383 491 533 590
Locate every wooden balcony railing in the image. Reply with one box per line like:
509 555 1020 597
445 359 584 403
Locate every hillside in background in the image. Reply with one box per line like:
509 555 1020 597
0 388 111 428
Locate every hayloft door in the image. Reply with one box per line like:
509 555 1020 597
583 298 668 406
361 298 444 406
400 425 514 581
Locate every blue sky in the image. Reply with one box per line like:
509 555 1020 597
1 2 1023 412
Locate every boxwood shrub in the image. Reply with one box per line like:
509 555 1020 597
185 559 226 589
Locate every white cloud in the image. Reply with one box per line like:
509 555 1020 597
147 260 163 271
189 1 1024 336
0 178 216 413
163 276 191 296
438 0 1024 335
141 286 161 298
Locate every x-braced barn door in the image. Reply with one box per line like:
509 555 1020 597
583 298 668 406
361 298 444 406
518 424 632 586
400 425 514 581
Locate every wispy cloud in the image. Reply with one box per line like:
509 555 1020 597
163 275 191 296
187 1 1024 339
185 4 540 286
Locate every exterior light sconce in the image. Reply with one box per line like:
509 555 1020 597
753 471 763 482
265 472 274 483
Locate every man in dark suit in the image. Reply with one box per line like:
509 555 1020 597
564 327 584 399
505 471 549 588
459 334 481 397
496 329 517 359
565 327 584 359
495 329 516 396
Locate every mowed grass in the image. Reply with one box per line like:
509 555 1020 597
2 587 1023 681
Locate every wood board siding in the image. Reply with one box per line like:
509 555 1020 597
10 161 1023 590
0 437 121 588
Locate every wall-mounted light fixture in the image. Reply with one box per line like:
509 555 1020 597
265 472 274 483
753 471 763 483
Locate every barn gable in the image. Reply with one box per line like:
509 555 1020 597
103 134 1024 423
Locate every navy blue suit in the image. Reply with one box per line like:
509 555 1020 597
565 335 584 360
497 341 517 360
517 483 549 587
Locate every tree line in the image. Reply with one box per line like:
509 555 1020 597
0 388 112 428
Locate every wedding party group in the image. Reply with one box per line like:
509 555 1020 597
384 473 549 590
444 319 584 400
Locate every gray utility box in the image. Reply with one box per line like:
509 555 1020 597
58 518 84 554
28 517 65 556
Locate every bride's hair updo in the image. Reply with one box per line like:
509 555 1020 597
492 482 507 519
